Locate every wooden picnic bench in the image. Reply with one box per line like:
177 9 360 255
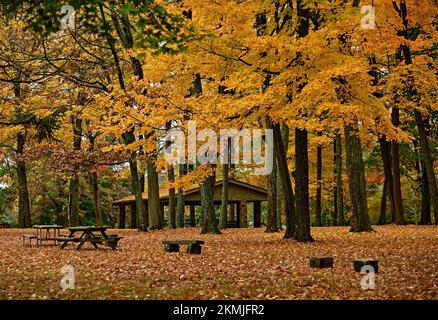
22 234 38 246
22 225 65 246
58 226 123 250
162 240 205 254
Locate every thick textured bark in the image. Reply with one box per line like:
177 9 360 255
334 133 344 226
315 135 322 227
379 137 396 223
128 154 147 231
344 126 373 232
130 203 137 228
168 166 176 229
276 124 289 229
68 177 80 226
219 161 229 229
294 128 314 241
140 174 145 193
68 116 82 227
378 178 387 225
200 170 221 234
289 0 313 242
164 122 176 229
266 151 278 232
91 172 102 225
415 111 438 224
266 117 279 232
147 160 161 229
419 160 431 225
88 136 102 226
16 132 31 228
391 108 406 225
273 123 296 238
176 164 186 228
334 138 338 225
159 203 165 227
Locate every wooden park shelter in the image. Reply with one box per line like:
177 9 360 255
113 179 268 228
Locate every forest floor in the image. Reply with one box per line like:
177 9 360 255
0 225 436 300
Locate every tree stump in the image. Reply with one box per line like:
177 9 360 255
310 257 333 268
353 259 379 273
187 243 202 254
164 243 180 252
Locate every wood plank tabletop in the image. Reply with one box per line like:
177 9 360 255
67 226 109 232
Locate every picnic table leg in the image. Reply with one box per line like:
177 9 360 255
76 231 99 250
76 231 87 250
90 231 99 249
101 230 119 250
76 231 88 250
60 231 75 249
100 230 109 239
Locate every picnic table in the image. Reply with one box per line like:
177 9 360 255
57 226 122 250
22 225 65 246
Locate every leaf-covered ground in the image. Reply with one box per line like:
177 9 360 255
0 226 436 300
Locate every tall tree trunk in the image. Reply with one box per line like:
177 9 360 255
276 124 289 229
88 135 102 225
379 137 396 223
266 117 279 232
391 108 406 225
68 116 82 226
165 121 177 229
266 157 278 232
344 126 373 232
140 174 145 193
273 123 296 238
378 178 387 225
168 166 176 229
415 112 438 225
219 161 228 230
294 128 314 241
334 133 344 226
128 153 147 231
176 164 186 228
91 172 102 225
200 169 220 234
16 132 31 228
419 160 431 225
290 0 313 242
219 138 230 229
315 134 322 227
147 159 161 229
334 138 338 225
